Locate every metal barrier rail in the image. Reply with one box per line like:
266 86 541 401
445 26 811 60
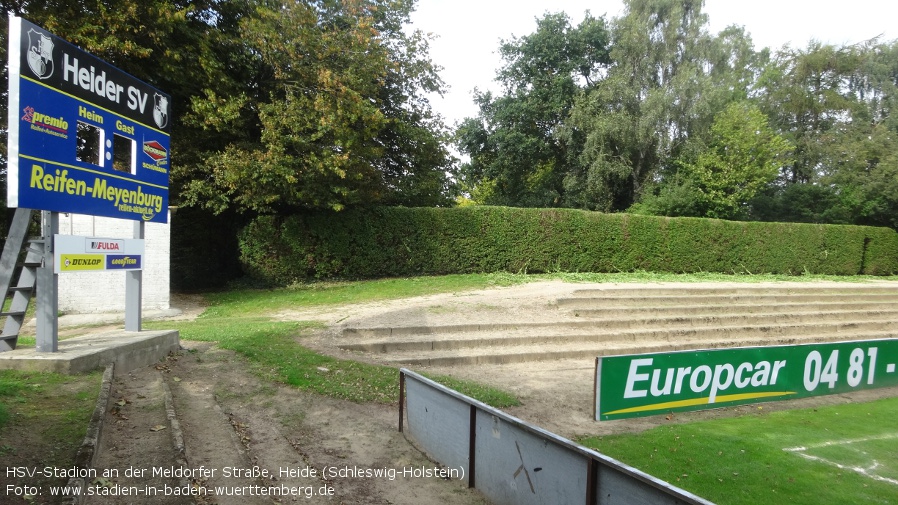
399 369 715 505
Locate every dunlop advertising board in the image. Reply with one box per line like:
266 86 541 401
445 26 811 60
54 235 144 273
595 339 898 421
7 16 171 223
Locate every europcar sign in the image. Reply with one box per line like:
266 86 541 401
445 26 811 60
595 339 898 420
7 16 170 223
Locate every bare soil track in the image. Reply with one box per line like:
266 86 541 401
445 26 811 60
88 341 488 505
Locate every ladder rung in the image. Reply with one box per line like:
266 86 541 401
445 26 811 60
9 286 32 292
0 311 26 317
16 262 41 268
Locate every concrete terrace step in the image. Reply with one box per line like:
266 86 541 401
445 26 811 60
565 285 898 297
342 308 898 340
564 301 898 318
555 292 898 308
381 330 898 366
340 318 898 353
335 283 898 365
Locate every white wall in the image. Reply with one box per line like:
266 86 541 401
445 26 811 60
57 212 170 314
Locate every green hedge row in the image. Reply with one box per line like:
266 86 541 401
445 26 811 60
238 207 898 284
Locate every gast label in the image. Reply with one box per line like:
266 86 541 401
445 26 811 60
595 339 898 420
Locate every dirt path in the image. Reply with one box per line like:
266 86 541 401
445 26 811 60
87 341 488 505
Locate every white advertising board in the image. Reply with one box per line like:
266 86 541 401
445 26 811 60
54 234 144 273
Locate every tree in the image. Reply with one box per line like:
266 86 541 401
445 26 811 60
456 11 610 207
346 0 457 207
823 39 898 229
820 122 898 229
568 0 735 211
180 0 455 213
754 41 865 184
750 39 898 228
683 101 792 219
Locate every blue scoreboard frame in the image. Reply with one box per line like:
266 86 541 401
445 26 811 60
7 16 171 223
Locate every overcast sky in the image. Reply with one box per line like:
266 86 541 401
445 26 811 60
410 0 898 127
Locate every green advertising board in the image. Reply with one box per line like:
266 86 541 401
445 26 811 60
595 339 898 421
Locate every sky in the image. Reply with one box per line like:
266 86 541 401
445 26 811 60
409 0 898 128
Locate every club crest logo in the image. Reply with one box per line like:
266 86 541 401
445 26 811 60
26 28 54 79
153 93 169 129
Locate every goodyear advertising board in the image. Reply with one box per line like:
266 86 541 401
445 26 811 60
7 16 170 223
595 339 898 420
54 235 144 273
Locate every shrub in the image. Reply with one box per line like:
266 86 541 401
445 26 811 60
238 207 898 285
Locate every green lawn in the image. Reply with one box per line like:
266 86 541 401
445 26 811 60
172 271 897 407
0 369 102 496
580 397 898 505
145 316 518 407
199 271 898 319
145 274 524 407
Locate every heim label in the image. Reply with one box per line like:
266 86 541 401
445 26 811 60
595 339 898 420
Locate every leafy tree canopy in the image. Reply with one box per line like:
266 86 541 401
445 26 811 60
456 11 610 207
458 0 898 231
684 101 793 219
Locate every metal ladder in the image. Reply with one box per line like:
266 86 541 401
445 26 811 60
0 208 39 351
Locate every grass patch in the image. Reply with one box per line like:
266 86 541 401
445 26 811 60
422 374 521 409
176 317 398 403
545 271 898 284
203 272 898 319
799 436 898 482
144 315 520 407
0 369 102 491
13 336 35 347
579 397 898 505
0 373 28 427
145 273 536 406
153 272 896 408
204 273 530 318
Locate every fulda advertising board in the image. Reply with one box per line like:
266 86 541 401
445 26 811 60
7 16 171 223
54 234 145 273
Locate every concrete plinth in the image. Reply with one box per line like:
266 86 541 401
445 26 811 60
0 330 180 375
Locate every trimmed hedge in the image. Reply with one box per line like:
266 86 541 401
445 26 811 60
238 207 898 284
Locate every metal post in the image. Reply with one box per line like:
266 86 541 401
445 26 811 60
36 211 59 352
586 458 598 505
468 404 477 489
398 370 406 433
125 220 144 331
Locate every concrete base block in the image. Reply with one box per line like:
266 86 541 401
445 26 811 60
0 330 180 375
